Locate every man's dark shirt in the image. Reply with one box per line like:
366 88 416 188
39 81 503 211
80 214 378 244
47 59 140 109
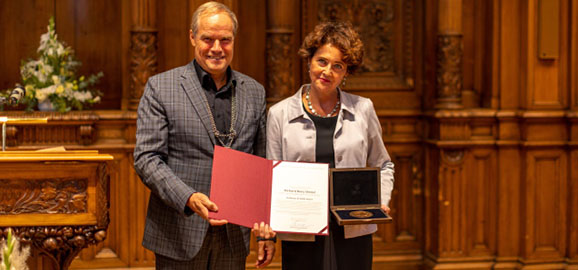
193 59 235 134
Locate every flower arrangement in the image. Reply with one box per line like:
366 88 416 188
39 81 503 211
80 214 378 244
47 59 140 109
2 17 103 113
1 229 30 270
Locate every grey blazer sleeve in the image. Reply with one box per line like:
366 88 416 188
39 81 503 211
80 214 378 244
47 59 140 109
253 91 267 158
133 77 195 215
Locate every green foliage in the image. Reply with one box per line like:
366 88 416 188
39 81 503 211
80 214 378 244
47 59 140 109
1 230 13 270
0 229 30 270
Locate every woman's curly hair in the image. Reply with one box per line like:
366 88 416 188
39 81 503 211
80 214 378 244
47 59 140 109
299 21 364 74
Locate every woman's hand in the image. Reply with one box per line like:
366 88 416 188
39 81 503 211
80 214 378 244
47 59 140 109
381 204 391 215
252 222 276 268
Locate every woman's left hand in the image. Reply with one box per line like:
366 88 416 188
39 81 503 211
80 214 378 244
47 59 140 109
381 205 391 215
252 222 276 268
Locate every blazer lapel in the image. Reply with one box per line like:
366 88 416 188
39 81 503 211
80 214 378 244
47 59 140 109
232 75 247 142
180 63 216 146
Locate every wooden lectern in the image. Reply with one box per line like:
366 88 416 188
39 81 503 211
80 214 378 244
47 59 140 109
0 150 113 270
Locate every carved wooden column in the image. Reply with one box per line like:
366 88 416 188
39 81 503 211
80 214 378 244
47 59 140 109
428 2 466 264
425 1 488 269
265 0 296 104
128 0 158 111
424 110 499 270
436 0 463 109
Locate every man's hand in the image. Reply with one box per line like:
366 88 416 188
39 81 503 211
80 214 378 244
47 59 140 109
253 222 276 268
187 192 227 226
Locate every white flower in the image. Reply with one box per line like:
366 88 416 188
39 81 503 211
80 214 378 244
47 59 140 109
38 33 50 52
40 32 50 43
56 44 65 55
46 85 56 94
63 87 74 98
73 91 92 102
37 72 47 84
92 96 101 103
35 91 48 102
51 75 60 85
43 64 53 75
42 85 56 94
35 85 56 102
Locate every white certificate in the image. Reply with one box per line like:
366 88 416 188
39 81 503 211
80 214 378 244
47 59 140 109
210 146 329 235
269 161 329 235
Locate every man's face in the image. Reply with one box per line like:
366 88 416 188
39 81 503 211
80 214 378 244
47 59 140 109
190 12 235 77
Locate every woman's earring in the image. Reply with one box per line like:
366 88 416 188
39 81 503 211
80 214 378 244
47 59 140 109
341 77 347 88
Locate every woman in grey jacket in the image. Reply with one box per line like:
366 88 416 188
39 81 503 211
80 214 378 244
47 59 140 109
266 21 395 270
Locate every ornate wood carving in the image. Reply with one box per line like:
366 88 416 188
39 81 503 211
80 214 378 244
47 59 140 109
128 30 158 111
436 34 463 109
312 0 414 90
0 156 111 270
127 0 157 111
319 0 395 73
266 0 297 103
441 149 464 165
0 179 88 215
2 225 107 270
266 33 294 100
402 0 414 87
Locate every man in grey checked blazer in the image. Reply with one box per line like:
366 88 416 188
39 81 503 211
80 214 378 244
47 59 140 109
134 2 275 269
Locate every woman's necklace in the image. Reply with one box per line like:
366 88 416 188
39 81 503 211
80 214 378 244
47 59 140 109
305 88 340 118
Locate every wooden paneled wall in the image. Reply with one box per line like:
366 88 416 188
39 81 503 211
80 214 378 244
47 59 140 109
422 1 578 270
0 0 576 269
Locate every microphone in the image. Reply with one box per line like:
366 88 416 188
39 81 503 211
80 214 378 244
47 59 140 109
9 85 26 104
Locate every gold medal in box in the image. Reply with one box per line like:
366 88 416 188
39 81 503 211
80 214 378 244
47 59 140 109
329 168 393 225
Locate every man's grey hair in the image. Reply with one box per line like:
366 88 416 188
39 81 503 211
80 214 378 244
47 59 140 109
191 1 238 36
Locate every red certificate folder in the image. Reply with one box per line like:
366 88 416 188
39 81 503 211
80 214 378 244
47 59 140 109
209 146 328 235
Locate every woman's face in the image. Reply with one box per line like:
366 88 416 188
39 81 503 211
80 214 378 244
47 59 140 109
308 43 348 94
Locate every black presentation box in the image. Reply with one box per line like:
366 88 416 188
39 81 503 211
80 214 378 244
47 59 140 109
329 167 393 225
